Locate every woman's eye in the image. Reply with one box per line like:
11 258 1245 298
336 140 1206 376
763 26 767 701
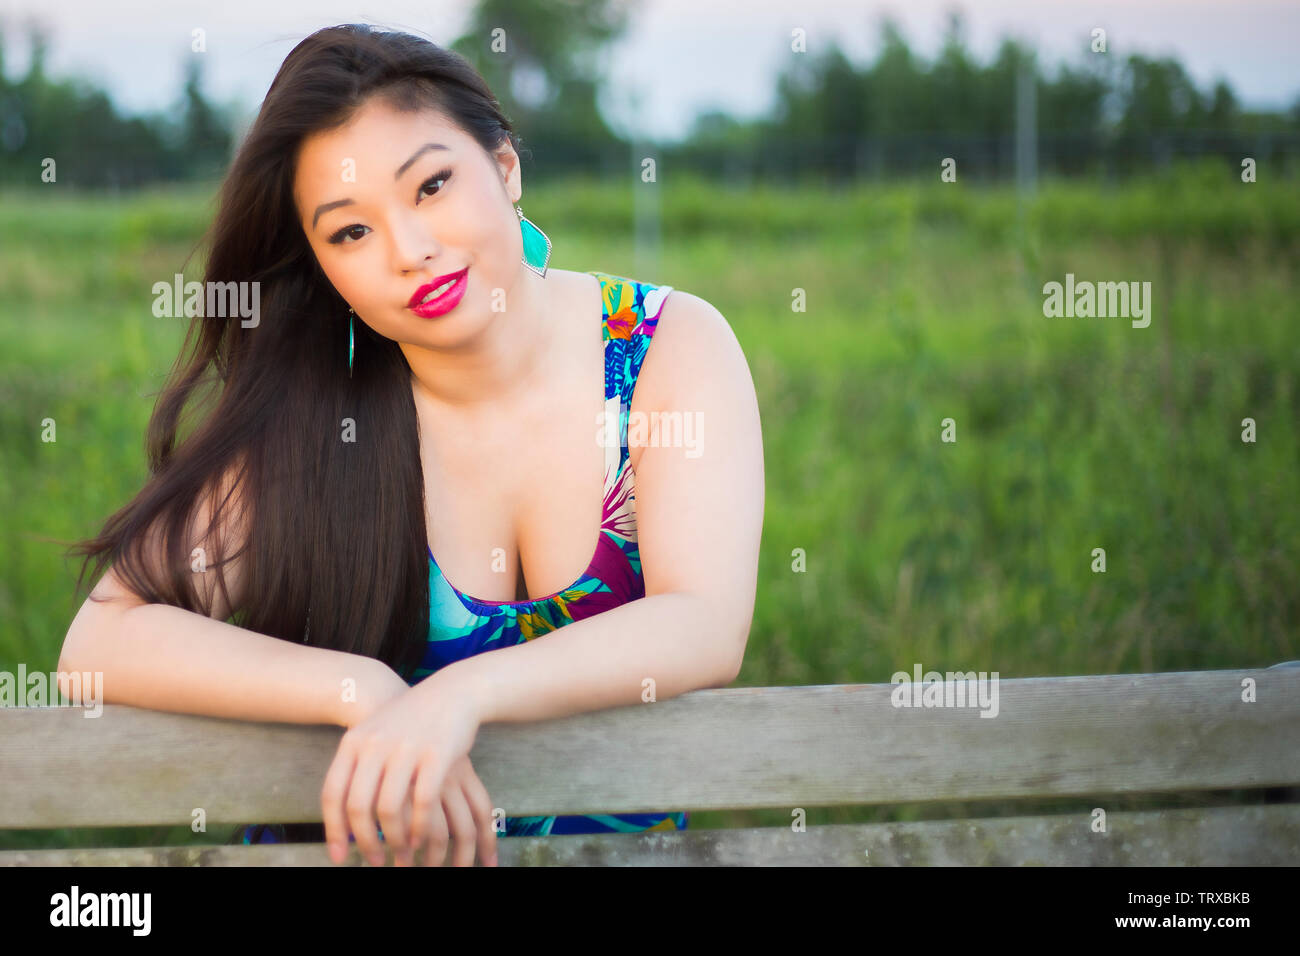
329 224 368 245
327 169 453 245
419 169 452 199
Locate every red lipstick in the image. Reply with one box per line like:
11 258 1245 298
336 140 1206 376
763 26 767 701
408 267 469 318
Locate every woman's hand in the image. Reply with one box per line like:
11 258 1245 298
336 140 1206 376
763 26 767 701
321 669 499 867
404 752 499 867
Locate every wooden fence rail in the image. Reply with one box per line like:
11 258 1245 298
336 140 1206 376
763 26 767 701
2 667 1298 865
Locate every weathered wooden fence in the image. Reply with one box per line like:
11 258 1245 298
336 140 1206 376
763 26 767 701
2 666 1298 865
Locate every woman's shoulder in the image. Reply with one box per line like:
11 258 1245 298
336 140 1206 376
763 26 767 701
628 277 733 349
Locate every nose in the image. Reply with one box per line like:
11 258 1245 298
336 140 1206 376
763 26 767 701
389 208 441 275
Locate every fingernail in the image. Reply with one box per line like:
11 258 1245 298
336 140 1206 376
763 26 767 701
328 841 344 863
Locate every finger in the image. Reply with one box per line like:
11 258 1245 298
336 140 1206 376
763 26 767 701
442 786 477 867
320 739 360 864
395 796 415 867
458 759 500 866
375 747 420 867
345 746 389 866
417 803 450 868
411 753 451 867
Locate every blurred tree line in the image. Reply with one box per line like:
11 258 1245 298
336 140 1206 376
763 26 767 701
0 20 236 187
700 13 1300 183
1 7 1297 189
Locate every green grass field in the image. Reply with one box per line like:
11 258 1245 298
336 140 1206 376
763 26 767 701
2 165 1298 847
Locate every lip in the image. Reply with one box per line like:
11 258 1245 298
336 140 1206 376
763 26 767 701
408 267 469 317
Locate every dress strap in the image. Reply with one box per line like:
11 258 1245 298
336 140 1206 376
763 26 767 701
588 272 674 474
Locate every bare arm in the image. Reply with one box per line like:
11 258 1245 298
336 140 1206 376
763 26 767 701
58 466 403 727
59 592 395 727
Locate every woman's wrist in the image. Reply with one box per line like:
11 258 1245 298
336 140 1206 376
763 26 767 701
331 654 407 728
417 659 493 726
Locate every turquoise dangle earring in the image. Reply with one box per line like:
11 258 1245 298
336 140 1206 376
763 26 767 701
347 307 355 377
516 204 551 277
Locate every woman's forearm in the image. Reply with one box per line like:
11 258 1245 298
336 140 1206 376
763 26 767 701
442 591 742 726
58 599 390 727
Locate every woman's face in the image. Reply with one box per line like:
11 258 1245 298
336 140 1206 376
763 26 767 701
293 97 524 347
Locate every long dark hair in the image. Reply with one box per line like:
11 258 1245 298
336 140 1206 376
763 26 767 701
69 24 525 681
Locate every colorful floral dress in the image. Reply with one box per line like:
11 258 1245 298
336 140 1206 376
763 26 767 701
238 271 688 845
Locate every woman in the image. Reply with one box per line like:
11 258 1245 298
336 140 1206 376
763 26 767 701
62 23 764 866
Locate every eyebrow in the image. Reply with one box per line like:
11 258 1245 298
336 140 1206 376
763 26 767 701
310 142 451 230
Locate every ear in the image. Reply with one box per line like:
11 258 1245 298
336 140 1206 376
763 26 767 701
494 139 523 204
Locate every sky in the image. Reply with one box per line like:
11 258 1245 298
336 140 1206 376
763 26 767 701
1 0 1297 143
